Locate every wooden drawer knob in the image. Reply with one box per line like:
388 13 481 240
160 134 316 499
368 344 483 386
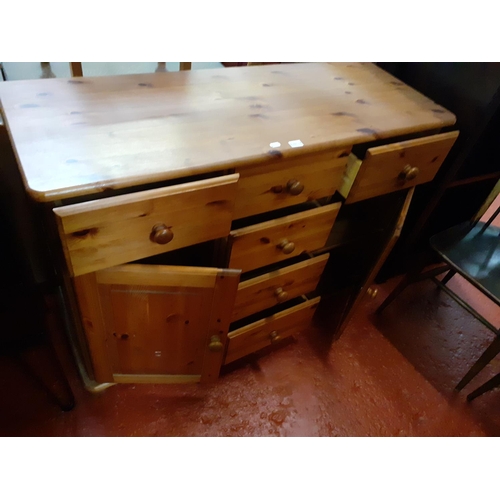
274 287 289 303
269 330 281 343
398 165 419 182
208 335 223 352
286 179 304 195
150 223 174 245
277 239 295 254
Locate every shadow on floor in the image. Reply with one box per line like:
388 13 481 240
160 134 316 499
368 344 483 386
372 277 500 436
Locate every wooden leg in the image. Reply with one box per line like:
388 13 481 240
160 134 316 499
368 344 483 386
155 62 167 73
179 62 191 71
70 62 83 77
40 62 55 79
467 372 500 401
456 335 500 391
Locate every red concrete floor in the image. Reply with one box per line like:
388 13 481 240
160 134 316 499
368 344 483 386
1 195 499 436
1 270 499 437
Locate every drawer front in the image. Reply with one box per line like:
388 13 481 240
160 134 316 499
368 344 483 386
54 174 239 276
234 149 350 219
225 297 321 364
231 254 329 322
345 131 459 204
229 203 341 273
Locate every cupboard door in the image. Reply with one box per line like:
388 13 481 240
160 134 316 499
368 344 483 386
74 264 240 384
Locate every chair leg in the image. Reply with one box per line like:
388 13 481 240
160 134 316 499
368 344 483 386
376 259 429 314
440 269 457 286
456 335 500 391
467 372 500 401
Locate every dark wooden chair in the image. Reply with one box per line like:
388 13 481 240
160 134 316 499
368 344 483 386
377 193 500 400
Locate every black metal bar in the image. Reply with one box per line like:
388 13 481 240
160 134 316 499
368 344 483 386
456 336 500 391
430 277 499 334
478 205 500 234
467 372 500 401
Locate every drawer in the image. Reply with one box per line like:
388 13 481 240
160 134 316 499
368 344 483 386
231 254 328 322
343 131 459 204
234 149 350 219
54 174 239 276
229 203 341 273
224 296 321 364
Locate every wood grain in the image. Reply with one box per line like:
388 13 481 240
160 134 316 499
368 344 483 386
73 272 114 383
234 148 349 219
0 63 456 202
232 254 328 321
201 269 241 383
92 264 240 382
345 131 459 203
338 188 415 335
229 203 341 273
54 174 239 276
224 297 321 364
70 63 83 77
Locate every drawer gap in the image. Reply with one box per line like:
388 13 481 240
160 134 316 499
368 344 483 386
130 240 220 268
229 296 307 332
239 254 311 282
231 199 333 230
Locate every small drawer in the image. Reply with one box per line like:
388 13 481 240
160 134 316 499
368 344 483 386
343 131 459 204
234 148 350 219
54 174 239 276
224 296 321 364
232 254 328 322
229 203 341 273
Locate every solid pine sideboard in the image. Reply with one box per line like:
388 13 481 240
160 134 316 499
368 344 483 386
0 63 458 390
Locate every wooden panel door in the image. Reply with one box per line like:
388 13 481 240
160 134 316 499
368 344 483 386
74 264 240 384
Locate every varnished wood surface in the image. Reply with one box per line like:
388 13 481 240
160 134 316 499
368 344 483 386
231 254 328 322
0 63 456 202
82 264 240 383
337 188 415 335
54 174 239 276
229 203 341 273
225 296 321 364
345 131 459 204
234 148 348 219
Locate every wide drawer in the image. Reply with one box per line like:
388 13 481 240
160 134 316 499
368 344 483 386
231 254 328 322
224 296 321 364
54 174 239 276
229 203 341 273
234 148 349 219
343 131 459 204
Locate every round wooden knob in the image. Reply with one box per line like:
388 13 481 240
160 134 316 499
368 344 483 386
399 165 420 182
208 335 223 352
274 287 289 303
286 179 304 196
269 331 281 343
150 223 174 245
277 239 295 254
367 287 378 299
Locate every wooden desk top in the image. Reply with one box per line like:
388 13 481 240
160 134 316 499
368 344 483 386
0 63 456 202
